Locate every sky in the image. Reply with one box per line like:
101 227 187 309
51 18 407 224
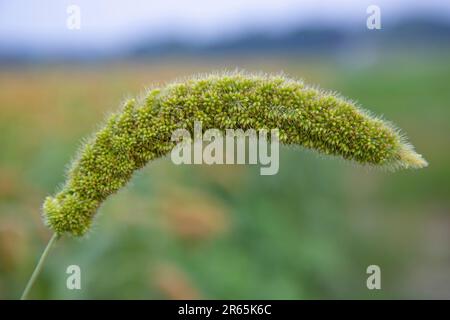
0 0 449 53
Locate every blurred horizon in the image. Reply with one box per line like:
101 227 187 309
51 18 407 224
1 0 450 63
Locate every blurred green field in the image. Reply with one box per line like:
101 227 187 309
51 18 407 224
0 53 449 299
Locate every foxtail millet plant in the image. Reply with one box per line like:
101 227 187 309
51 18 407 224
22 71 427 299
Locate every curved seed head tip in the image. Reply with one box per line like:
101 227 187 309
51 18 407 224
42 71 427 236
396 144 428 169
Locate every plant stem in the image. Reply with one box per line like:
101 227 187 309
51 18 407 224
20 233 58 300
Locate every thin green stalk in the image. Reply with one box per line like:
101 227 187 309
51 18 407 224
20 233 58 300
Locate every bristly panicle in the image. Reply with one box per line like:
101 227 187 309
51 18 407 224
43 72 427 236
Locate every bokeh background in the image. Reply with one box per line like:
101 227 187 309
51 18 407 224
0 0 449 299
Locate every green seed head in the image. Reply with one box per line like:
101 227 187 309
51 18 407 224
43 72 427 236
